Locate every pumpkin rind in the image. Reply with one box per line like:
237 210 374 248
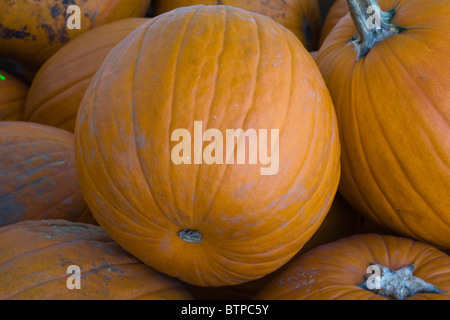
0 121 94 226
318 0 348 47
0 219 193 300
0 69 28 121
75 5 340 286
24 18 150 133
151 0 322 51
316 0 450 249
179 193 362 299
255 234 450 300
0 0 152 67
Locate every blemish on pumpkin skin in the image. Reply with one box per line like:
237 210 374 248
91 11 99 22
232 181 254 199
0 193 25 227
0 24 31 40
51 5 63 18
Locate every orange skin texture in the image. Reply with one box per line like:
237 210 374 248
0 219 193 300
256 234 450 300
24 18 150 133
151 0 322 51
0 121 95 227
318 0 348 47
0 0 152 67
180 193 363 299
0 69 28 121
75 5 340 287
316 0 450 249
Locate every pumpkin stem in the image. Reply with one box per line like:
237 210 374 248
347 0 405 58
358 263 445 300
178 228 202 244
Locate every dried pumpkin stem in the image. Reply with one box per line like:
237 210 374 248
358 263 445 300
347 0 405 58
178 228 202 244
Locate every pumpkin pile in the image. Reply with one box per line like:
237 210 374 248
0 0 448 301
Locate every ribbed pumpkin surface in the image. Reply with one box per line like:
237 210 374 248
0 121 94 226
256 234 450 300
0 219 193 300
316 0 450 249
24 18 150 133
0 0 152 67
75 5 340 286
151 0 322 51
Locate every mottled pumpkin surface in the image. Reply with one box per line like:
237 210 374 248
256 234 450 300
24 18 150 133
75 5 340 287
0 219 193 300
151 0 322 51
317 0 450 249
0 121 94 226
0 0 152 67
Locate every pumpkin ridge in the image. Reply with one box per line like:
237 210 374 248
130 20 175 225
3 259 142 300
362 50 450 235
89 64 154 229
384 41 450 143
0 237 109 270
196 6 232 222
25 73 94 121
344 62 403 230
2 272 74 300
0 96 26 106
166 7 204 225
357 62 427 237
77 121 167 233
2 149 70 173
28 78 93 128
192 6 233 223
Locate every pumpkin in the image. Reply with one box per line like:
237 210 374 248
0 219 193 300
0 121 94 227
318 0 348 47
24 18 150 133
180 193 363 299
255 233 450 300
0 70 28 121
151 0 322 51
316 0 450 249
75 5 340 287
0 0 152 68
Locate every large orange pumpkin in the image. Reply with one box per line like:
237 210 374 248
256 234 450 300
75 5 340 287
0 121 94 227
0 69 28 121
0 219 193 300
24 18 150 133
151 0 322 51
0 0 152 67
316 0 450 249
